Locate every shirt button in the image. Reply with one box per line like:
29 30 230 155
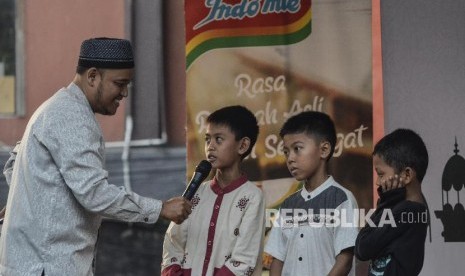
208 241 212 246
300 233 304 238
210 222 215 227
307 195 311 199
299 257 303 261
215 205 220 209
144 217 148 222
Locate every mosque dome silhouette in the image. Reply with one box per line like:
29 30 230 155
435 138 465 242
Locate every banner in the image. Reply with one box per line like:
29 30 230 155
185 0 373 271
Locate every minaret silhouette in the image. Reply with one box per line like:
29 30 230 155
435 138 465 242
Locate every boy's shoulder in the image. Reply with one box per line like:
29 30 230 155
281 178 357 209
241 180 264 198
392 198 427 214
330 180 357 199
281 188 304 208
328 178 348 191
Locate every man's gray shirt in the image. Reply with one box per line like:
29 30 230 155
0 83 162 275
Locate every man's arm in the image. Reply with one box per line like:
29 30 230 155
3 141 20 186
327 248 354 276
39 107 191 225
1 142 20 223
269 258 284 276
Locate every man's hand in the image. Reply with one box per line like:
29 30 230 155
160 197 192 224
378 174 405 193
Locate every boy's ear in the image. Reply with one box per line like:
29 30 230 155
320 141 331 159
402 167 416 185
238 137 251 156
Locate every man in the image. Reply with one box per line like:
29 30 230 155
0 38 191 275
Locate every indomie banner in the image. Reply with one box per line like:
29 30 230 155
185 0 372 270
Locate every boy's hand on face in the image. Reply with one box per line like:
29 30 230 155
378 174 404 193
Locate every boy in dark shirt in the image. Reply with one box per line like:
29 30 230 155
355 128 429 276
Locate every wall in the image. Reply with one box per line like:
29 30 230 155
0 0 127 145
381 0 465 275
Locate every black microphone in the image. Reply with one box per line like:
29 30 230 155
182 160 212 200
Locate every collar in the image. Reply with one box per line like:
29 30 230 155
68 82 84 97
300 175 334 201
67 82 94 113
210 175 248 195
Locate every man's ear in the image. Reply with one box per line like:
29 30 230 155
86 68 98 87
320 141 331 159
238 137 251 156
402 167 416 185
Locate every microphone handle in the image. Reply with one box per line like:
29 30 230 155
182 172 205 200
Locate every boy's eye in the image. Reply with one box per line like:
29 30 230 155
375 172 382 177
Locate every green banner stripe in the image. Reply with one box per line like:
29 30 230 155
186 22 312 69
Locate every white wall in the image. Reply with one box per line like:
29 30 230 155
381 0 465 275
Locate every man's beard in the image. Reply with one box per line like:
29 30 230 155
95 83 112 115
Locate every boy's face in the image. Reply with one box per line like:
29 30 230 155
373 154 399 186
205 123 243 170
282 132 325 181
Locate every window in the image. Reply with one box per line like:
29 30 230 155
0 0 23 116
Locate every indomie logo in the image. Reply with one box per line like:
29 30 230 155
185 0 311 68
194 0 302 30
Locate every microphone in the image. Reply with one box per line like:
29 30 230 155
182 160 212 200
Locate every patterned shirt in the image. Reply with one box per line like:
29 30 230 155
0 83 162 275
162 176 265 276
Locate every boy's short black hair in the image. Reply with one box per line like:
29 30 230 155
279 111 337 160
207 105 259 159
373 128 429 182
